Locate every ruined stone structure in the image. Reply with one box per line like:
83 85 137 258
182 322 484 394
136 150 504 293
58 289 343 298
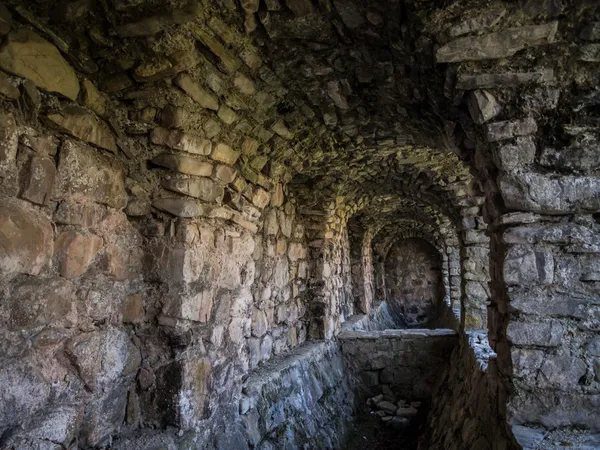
0 0 599 449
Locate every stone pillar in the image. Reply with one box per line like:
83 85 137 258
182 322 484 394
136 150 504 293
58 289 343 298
459 199 490 330
488 152 600 430
349 226 375 315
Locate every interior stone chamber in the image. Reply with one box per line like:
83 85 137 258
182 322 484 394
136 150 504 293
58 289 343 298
0 0 599 449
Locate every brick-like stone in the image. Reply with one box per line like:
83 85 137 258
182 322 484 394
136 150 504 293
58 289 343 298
211 143 240 165
0 203 53 277
151 153 213 176
162 178 224 203
47 106 117 153
174 73 219 110
20 156 56 205
0 28 79 100
54 231 103 279
55 140 127 209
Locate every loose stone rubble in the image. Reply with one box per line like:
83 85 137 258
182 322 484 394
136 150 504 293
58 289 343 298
0 0 598 449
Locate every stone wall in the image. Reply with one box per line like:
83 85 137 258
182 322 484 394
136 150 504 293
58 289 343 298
339 328 458 401
384 238 445 327
421 331 519 450
238 340 354 450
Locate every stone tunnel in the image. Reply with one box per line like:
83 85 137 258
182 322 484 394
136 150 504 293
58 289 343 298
0 0 599 449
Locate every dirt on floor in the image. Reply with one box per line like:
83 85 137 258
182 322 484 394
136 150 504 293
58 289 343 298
343 405 427 450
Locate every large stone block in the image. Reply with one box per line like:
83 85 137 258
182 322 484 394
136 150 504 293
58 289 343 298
54 231 103 279
506 320 563 347
151 153 213 176
79 384 128 447
0 28 79 100
163 290 213 323
162 177 224 203
436 22 558 63
9 277 76 329
47 106 117 153
66 328 141 391
0 359 51 431
55 140 127 209
20 155 56 205
150 126 212 155
0 111 17 172
0 203 53 277
504 246 554 286
500 172 600 214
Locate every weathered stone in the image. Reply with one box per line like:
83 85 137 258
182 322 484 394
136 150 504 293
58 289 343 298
286 0 315 16
436 22 558 63
192 28 241 74
540 145 600 172
251 188 270 209
0 360 51 430
579 44 600 62
495 136 536 171
252 308 268 337
539 355 587 387
0 28 80 100
218 104 238 124
0 72 19 99
447 6 506 38
20 156 56 205
467 90 501 124
174 73 219 110
162 178 224 203
240 0 259 13
66 328 140 391
485 118 537 142
211 143 240 165
79 384 128 447
214 165 236 183
151 153 213 177
234 72 256 95
580 22 600 41
333 0 364 29
0 5 11 36
54 231 103 279
506 321 563 347
150 127 211 156
9 277 75 329
271 183 284 207
163 290 213 323
500 172 600 214
456 69 554 90
54 201 105 227
0 203 53 277
113 2 201 37
100 72 133 93
0 111 17 172
80 79 107 116
47 106 118 153
271 120 294 140
55 140 127 209
122 295 144 323
503 246 554 286
152 198 208 217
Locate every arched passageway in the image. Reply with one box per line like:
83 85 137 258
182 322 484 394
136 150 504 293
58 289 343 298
384 238 445 328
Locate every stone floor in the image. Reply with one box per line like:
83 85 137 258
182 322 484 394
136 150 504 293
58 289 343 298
344 404 426 450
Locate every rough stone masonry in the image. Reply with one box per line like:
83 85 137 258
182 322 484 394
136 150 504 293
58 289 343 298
0 0 598 449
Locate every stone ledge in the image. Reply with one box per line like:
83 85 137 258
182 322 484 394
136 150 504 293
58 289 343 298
339 328 458 340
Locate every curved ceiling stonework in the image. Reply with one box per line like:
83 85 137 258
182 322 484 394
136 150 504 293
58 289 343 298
0 0 599 448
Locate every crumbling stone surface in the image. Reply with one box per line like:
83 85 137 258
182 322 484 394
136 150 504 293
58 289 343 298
0 0 597 448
